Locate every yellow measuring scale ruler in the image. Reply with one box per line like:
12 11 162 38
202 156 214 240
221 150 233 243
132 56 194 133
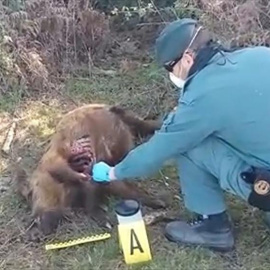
45 232 111 250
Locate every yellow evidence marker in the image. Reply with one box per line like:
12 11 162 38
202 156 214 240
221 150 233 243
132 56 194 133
45 232 111 251
115 200 152 265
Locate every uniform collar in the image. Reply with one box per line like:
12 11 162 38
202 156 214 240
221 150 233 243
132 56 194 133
181 52 224 93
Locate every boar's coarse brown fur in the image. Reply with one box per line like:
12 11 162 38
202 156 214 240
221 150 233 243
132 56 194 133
14 103 167 237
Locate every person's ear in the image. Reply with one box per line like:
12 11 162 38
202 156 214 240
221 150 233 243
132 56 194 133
182 50 195 67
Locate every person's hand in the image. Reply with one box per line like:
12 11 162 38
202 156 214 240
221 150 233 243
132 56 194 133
92 161 114 182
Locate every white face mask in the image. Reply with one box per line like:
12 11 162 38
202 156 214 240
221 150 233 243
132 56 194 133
169 72 185 88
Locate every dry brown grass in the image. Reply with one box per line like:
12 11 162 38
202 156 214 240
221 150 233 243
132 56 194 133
0 0 111 94
1 0 270 96
175 0 270 47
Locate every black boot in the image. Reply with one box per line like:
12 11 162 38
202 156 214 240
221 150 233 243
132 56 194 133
164 211 234 252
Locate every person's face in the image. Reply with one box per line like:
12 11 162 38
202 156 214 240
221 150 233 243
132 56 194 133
163 26 202 88
164 50 195 88
171 51 195 80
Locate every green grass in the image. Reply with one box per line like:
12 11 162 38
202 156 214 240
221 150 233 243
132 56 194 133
0 87 24 113
1 63 270 270
65 62 177 115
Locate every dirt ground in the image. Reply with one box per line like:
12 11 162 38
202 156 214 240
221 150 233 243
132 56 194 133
1 2 270 270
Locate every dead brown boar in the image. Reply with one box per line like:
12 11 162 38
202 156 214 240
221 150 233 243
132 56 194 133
14 103 167 237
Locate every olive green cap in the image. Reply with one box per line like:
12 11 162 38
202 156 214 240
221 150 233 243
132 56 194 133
155 18 198 66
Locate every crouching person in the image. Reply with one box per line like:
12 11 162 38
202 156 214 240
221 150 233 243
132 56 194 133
90 18 270 252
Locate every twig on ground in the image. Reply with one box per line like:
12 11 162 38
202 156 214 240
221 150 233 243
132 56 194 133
1 122 17 156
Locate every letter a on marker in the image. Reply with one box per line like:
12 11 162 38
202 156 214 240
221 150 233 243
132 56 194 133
118 221 152 264
130 229 144 255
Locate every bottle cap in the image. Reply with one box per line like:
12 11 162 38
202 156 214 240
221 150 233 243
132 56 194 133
115 200 140 217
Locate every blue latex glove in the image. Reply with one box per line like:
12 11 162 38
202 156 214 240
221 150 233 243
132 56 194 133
92 161 112 182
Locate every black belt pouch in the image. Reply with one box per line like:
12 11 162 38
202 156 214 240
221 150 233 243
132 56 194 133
241 167 270 211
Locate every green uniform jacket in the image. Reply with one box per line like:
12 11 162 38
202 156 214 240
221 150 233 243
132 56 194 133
114 46 270 180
